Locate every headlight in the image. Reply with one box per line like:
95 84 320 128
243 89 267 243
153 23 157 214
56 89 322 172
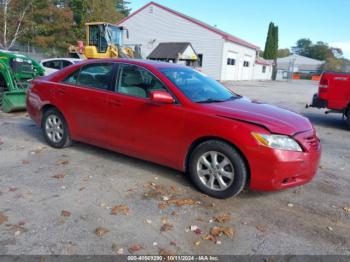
252 132 303 152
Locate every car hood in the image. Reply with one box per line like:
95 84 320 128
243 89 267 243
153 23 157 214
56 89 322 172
204 97 313 136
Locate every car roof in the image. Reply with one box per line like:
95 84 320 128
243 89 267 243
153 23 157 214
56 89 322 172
45 58 191 83
78 58 186 70
41 58 83 62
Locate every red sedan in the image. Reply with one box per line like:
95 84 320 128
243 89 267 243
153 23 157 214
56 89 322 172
26 59 321 198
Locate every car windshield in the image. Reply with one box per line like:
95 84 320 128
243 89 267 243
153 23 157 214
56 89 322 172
159 67 239 103
10 57 36 74
106 24 123 46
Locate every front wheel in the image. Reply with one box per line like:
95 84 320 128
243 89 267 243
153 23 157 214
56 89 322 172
42 108 72 148
188 140 248 199
0 74 7 108
346 109 350 129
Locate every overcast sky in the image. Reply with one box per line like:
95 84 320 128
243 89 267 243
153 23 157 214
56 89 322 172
128 0 350 58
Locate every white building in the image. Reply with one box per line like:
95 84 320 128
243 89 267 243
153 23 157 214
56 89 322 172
254 58 274 80
276 54 325 80
118 2 272 81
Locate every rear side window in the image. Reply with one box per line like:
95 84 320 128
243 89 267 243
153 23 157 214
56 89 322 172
77 63 114 90
61 63 115 90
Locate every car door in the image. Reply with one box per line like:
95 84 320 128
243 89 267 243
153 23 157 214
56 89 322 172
107 63 186 168
55 62 116 146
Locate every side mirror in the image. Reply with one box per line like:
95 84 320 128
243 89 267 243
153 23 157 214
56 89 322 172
150 90 175 104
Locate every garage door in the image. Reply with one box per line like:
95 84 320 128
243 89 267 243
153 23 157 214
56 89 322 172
241 55 252 80
225 51 237 81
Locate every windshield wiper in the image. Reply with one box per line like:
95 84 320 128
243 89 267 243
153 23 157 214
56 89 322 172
196 99 226 103
225 95 241 101
196 96 240 103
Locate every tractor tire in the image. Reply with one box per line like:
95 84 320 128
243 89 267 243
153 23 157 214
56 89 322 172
0 74 7 108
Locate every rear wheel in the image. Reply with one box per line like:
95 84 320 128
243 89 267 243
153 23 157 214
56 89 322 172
42 108 72 148
346 108 350 129
0 74 8 108
188 140 248 199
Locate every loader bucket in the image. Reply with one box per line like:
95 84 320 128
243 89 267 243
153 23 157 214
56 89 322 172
1 90 26 113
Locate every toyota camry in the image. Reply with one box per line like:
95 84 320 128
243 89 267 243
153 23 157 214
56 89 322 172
26 59 321 198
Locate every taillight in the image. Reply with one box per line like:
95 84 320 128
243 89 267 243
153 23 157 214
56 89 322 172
319 77 328 89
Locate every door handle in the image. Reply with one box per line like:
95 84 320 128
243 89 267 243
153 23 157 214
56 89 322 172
57 89 65 95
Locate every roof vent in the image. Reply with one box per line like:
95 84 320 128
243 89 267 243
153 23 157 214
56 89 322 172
149 6 154 13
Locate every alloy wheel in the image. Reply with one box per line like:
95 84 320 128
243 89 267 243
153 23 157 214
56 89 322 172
196 151 235 191
45 114 64 143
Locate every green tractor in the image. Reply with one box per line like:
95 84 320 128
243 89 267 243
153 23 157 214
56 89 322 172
0 50 44 113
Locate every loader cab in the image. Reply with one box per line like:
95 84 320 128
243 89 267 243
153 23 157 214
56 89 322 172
86 23 125 54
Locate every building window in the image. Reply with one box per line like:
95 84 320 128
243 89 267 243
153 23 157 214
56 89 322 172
243 61 250 67
227 58 235 66
197 54 203 67
262 65 266 73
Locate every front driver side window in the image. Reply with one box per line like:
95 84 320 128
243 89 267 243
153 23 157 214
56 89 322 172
117 64 167 98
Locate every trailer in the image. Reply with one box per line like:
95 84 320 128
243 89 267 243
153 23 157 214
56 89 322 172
306 72 350 128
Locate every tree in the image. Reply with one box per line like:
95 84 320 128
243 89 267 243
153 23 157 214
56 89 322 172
292 38 350 72
3 0 130 55
69 0 88 39
308 41 333 61
263 22 274 59
263 22 278 80
321 57 343 72
277 48 291 58
331 47 343 59
339 58 350 72
70 0 130 25
292 38 312 56
69 0 130 40
271 25 278 80
115 0 130 17
292 39 338 61
0 0 32 50
19 0 75 55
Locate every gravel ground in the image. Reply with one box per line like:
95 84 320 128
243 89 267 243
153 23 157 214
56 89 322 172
0 80 349 255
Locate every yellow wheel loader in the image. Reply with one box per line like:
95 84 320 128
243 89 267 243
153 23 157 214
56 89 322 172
69 22 141 59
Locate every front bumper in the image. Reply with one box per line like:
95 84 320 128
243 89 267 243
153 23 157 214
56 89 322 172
248 130 321 191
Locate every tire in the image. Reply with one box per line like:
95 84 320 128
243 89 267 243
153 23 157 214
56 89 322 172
41 108 72 148
346 108 350 130
0 74 7 108
188 140 248 199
